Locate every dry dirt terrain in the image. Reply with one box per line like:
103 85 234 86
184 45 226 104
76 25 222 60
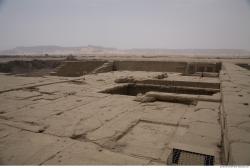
0 56 249 165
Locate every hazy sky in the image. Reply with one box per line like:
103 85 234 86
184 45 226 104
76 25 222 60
0 0 250 50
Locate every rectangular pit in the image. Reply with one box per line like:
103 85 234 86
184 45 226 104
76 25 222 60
100 84 220 96
135 79 220 89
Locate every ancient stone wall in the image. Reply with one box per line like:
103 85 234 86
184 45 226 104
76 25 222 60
113 61 187 72
185 62 221 74
0 59 221 78
92 61 114 74
0 60 61 76
220 63 250 164
55 60 106 77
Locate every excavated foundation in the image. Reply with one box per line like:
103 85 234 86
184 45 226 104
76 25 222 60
5 57 250 165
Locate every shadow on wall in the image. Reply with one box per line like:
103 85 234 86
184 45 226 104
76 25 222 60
0 60 61 76
0 59 222 77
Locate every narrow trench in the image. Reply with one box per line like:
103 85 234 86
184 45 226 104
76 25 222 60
100 83 219 96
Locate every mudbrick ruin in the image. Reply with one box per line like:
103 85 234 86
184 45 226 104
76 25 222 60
0 56 250 165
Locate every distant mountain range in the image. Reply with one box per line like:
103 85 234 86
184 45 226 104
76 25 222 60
0 45 117 55
1 45 250 57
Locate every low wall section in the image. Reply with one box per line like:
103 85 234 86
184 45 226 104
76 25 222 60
55 60 106 77
54 59 221 76
114 61 187 73
220 63 250 164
